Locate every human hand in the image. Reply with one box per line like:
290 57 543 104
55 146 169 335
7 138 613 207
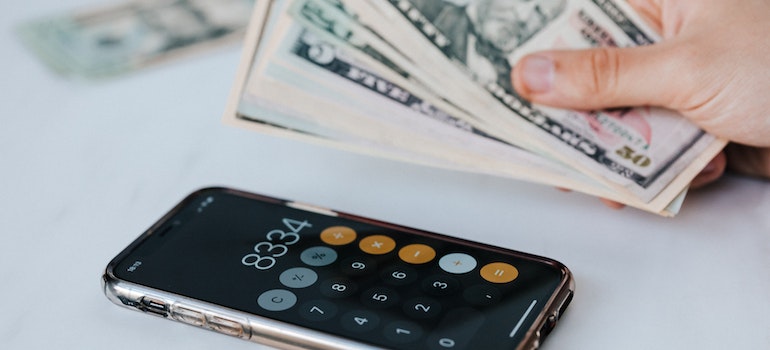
512 0 770 194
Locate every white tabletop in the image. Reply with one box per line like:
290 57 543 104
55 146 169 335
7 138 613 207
2 1 769 349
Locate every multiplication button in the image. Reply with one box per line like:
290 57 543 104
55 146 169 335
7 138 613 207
359 235 396 255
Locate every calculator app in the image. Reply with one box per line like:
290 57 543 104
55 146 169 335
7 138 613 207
115 191 567 349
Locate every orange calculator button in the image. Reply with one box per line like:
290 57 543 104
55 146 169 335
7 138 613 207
359 235 396 255
480 262 519 284
320 226 357 246
398 244 436 264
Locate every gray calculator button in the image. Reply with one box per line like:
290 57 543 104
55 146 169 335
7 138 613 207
257 289 297 311
384 320 423 344
279 267 318 288
438 253 477 274
300 246 338 266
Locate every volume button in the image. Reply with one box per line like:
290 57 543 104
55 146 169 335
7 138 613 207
171 305 205 327
206 314 248 339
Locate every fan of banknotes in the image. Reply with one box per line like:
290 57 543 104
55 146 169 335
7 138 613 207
20 0 726 216
224 0 725 216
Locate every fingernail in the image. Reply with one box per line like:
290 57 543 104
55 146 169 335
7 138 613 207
520 54 554 93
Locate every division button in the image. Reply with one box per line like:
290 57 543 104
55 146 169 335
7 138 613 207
398 244 436 264
480 262 519 283
383 320 423 344
359 235 396 255
320 226 357 245
438 253 477 274
340 310 380 332
257 289 297 311
279 267 318 289
299 300 338 322
300 246 338 266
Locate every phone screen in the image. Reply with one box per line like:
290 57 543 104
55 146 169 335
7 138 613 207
110 189 570 349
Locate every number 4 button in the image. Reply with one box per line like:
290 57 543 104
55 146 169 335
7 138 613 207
341 310 380 332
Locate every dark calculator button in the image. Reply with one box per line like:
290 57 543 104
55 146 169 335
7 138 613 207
320 278 357 298
383 320 423 344
361 287 400 308
381 265 418 286
298 300 338 322
403 297 442 319
421 274 460 297
463 285 501 306
340 256 377 277
340 309 380 332
426 308 485 350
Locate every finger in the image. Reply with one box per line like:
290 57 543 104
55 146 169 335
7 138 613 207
512 43 684 111
690 151 727 189
599 198 626 210
724 144 770 179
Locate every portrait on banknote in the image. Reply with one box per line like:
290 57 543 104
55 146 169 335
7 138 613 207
410 0 566 92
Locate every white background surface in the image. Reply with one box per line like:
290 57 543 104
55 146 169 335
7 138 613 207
2 1 769 349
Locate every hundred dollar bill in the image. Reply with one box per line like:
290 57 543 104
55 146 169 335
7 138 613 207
18 0 253 79
343 0 725 211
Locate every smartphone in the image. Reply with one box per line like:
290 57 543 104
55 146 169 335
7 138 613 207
103 187 574 350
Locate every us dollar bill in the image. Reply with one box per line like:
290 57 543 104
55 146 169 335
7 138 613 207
342 0 725 210
19 0 254 79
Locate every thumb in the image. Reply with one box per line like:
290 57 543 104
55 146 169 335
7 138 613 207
512 44 683 111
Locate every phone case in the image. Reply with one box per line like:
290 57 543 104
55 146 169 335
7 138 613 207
103 187 574 350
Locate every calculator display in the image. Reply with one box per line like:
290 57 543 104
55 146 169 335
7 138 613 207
112 189 572 349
